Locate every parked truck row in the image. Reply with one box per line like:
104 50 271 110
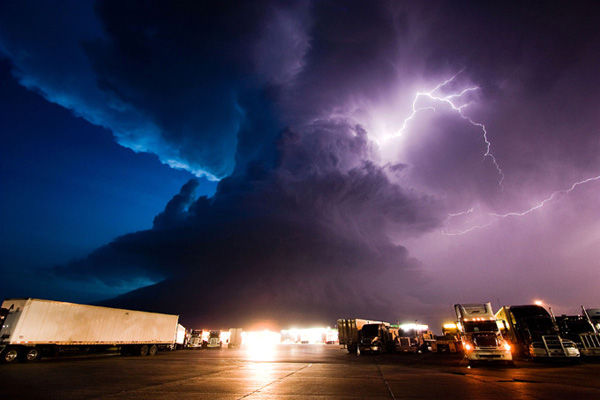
338 303 599 365
184 328 243 349
3 297 597 365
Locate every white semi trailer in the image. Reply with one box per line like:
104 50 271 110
0 298 181 363
228 328 243 348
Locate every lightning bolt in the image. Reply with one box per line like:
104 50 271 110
386 73 599 236
443 174 600 235
391 72 505 188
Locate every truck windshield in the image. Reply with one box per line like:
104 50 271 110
523 317 557 334
558 318 594 334
361 325 380 337
463 321 498 332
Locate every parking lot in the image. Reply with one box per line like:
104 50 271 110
1 345 599 399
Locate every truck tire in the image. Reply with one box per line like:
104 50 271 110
2 347 20 363
138 344 149 356
22 347 41 362
148 345 158 356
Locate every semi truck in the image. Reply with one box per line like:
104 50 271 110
554 306 600 357
337 318 389 354
454 303 512 364
0 298 181 363
431 323 462 353
357 323 394 355
207 330 222 349
392 324 435 353
187 329 206 349
495 305 580 359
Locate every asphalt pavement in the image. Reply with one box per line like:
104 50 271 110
1 345 599 399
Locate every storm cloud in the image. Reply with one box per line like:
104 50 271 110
1 1 599 328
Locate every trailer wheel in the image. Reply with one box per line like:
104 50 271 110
22 347 41 362
148 345 158 356
2 346 20 363
138 344 149 356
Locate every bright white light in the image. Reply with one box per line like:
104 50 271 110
400 323 429 331
201 330 210 342
280 327 338 344
242 330 281 361
534 300 543 306
220 331 230 343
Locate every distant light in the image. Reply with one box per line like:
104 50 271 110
242 330 281 361
443 323 457 330
280 327 338 344
534 300 543 306
400 323 429 331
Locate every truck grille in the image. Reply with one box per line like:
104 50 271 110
580 333 600 349
473 333 497 348
542 335 563 350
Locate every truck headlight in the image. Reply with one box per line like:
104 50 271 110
503 343 511 351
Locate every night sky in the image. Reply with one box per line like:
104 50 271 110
1 1 599 330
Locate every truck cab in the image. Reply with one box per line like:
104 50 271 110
555 314 600 357
337 319 389 354
207 330 222 349
187 329 206 349
454 303 512 364
432 323 462 353
357 323 392 355
495 305 579 359
393 324 434 353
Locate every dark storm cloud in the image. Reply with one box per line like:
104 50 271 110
153 179 200 230
2 1 599 326
0 0 310 179
55 121 442 324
